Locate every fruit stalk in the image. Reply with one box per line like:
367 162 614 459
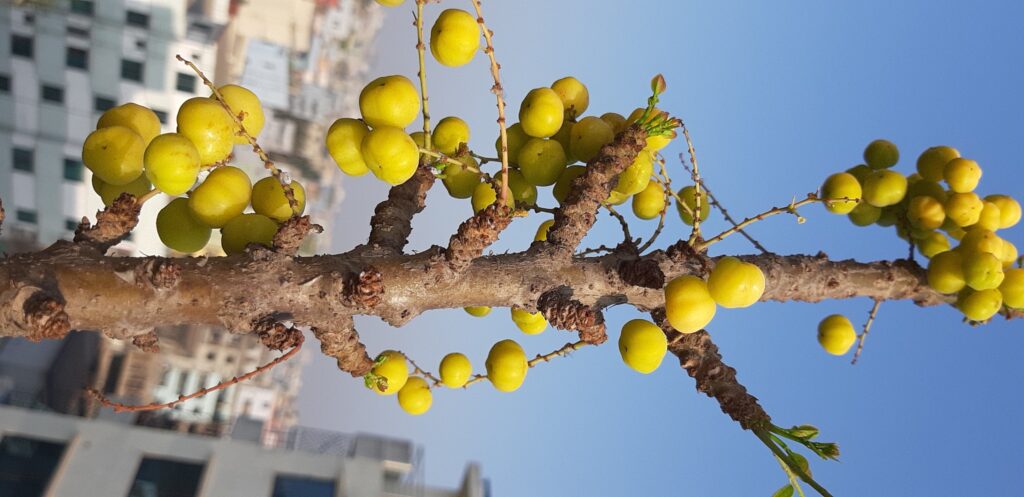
468 0 511 207
414 0 432 150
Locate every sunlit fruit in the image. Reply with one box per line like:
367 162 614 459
707 256 765 309
375 0 404 6
962 251 1005 291
518 138 567 186
664 275 717 334
534 219 555 241
442 155 482 199
612 150 653 197
817 314 856 356
144 133 201 195
1001 241 1018 268
570 116 614 163
439 353 472 388
506 169 537 206
551 76 589 118
471 181 514 213
176 97 235 166
862 170 907 207
359 75 420 128
676 185 710 226
216 84 264 143
626 107 672 150
970 201 1002 232
820 172 862 214
510 307 547 335
551 120 576 165
846 164 871 183
519 88 564 138
1000 268 1024 309
486 339 528 392
956 288 1003 321
864 139 899 169
633 181 667 220
430 9 480 67
432 116 471 155
156 197 212 253
916 146 959 182
600 112 627 134
944 192 983 227
984 194 1021 229
959 228 1003 257
97 102 161 145
326 118 371 176
618 319 668 374
361 126 419 185
397 376 432 415
220 213 278 255
82 126 145 185
942 158 981 193
496 123 529 163
368 350 408 395
91 174 151 207
605 190 629 206
917 231 950 258
906 178 948 203
907 196 945 230
188 166 252 228
251 176 306 222
552 166 586 204
927 250 966 294
848 202 881 226
464 306 491 317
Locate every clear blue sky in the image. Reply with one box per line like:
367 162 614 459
299 1 1024 495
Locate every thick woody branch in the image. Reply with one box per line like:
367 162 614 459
364 164 436 255
273 215 323 255
73 193 141 251
311 316 374 377
537 289 607 344
440 203 513 274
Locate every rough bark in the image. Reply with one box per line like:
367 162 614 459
364 164 436 255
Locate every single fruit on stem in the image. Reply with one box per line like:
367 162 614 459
368 350 409 395
220 213 278 255
216 84 265 143
326 118 371 176
817 314 856 356
862 170 907 207
519 88 564 138
820 172 862 214
707 257 766 309
983 194 1021 229
252 176 306 222
486 339 528 393
943 158 982 193
944 192 984 227
618 319 668 374
956 288 1003 321
397 377 432 415
864 139 899 169
432 116 471 156
464 306 492 317
429 9 481 67
359 75 420 129
361 126 419 185
510 308 547 335
188 166 253 228
664 275 717 334
82 126 145 186
439 353 473 388
927 250 967 294
144 133 201 196
676 185 710 226
632 181 667 220
156 197 212 253
97 102 161 145
551 76 589 119
176 97 236 166
518 138 567 186
1000 268 1024 309
916 145 959 182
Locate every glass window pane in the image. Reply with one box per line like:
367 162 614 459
175 73 196 93
11 35 33 58
66 47 88 69
272 475 337 497
122 60 144 82
13 148 33 172
41 85 64 103
0 436 67 497
95 96 116 112
63 158 83 181
126 11 150 28
71 0 94 16
128 457 204 497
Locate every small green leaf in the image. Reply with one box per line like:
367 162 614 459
789 425 819 440
650 74 667 94
790 452 812 477
771 484 795 497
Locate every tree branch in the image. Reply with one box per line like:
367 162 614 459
364 164 436 255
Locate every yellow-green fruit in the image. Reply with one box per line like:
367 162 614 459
220 213 278 255
821 172 862 214
601 112 627 135
368 350 408 395
906 179 948 203
676 185 711 226
846 164 872 183
945 192 983 227
439 353 472 388
464 306 491 317
361 126 419 185
706 257 765 309
984 194 1021 229
553 166 586 204
433 116 470 155
156 197 211 253
1000 268 1024 309
82 126 145 185
188 166 252 228
397 377 432 415
375 0 404 6
569 117 614 163
864 139 899 169
917 231 950 259
876 205 900 227
632 181 667 220
943 158 982 193
862 170 907 207
518 138 567 186
927 250 966 294
907 195 946 230
216 84 265 144
956 288 1003 321
962 251 1005 291
144 133 201 195
613 151 654 197
946 225 967 241
471 181 514 213
519 88 564 138
618 319 668 374
442 155 482 199
626 107 672 150
510 307 547 335
326 118 371 176
429 9 480 67
251 176 306 222
359 75 420 129
605 190 629 206
1001 241 1018 268
507 169 537 206
917 146 960 182
176 97 235 166
664 275 717 334
97 102 161 145
551 76 589 118
496 123 529 164
817 315 857 356
970 201 1002 232
534 219 555 242
91 174 151 207
551 120 576 165
959 228 1003 257
485 339 528 392
848 202 882 226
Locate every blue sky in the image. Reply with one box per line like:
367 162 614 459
299 1 1024 495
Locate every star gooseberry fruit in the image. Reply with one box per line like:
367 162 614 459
326 118 370 176
251 176 306 222
486 339 528 393
359 75 420 129
144 133 201 196
82 126 145 186
820 172 861 214
216 84 265 144
675 185 710 226
463 306 491 317
664 275 717 334
618 319 668 374
706 257 766 309
429 9 480 67
97 102 161 145
188 166 252 228
156 197 211 253
176 97 236 166
367 350 408 395
219 213 278 255
397 376 432 415
510 308 547 335
817 314 857 356
863 139 899 169
519 88 564 139
439 352 472 388
361 126 419 185
632 181 667 220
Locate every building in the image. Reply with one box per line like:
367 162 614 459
0 404 486 497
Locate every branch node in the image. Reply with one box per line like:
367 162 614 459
134 259 181 290
343 266 384 309
131 330 160 353
273 215 322 255
537 289 607 344
73 193 141 250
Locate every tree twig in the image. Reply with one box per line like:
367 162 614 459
468 0 510 206
851 300 882 365
678 153 769 254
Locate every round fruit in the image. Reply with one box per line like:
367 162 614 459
176 97 235 166
970 201 1002 232
820 172 862 214
156 197 212 253
1001 241 1018 268
676 185 710 226
569 116 614 163
496 123 529 163
551 121 576 165
97 103 161 145
618 319 668 374
432 116 470 155
664 275 717 334
359 75 420 129
862 170 907 207
817 314 856 356
442 155 482 199
707 257 765 309
863 139 899 169
612 150 653 197
601 112 627 134
956 288 1003 321
471 181 514 213
368 350 408 395
518 138 567 186
605 190 629 206
216 84 264 143
943 158 981 193
519 88 564 138
984 194 1021 229
846 164 872 183
187 166 252 228
220 213 278 255
326 118 371 176
906 179 948 204
944 192 983 227
429 9 480 67
959 228 1003 256
361 126 419 185
91 174 151 206
464 306 491 317
486 339 528 392
506 170 537 206
397 377 432 415
927 250 966 294
82 126 145 185
917 231 950 258
916 146 959 182
551 76 589 118
632 181 667 220
439 353 472 388
534 219 555 242
962 251 1005 291
144 133 201 195
1000 268 1024 309
251 176 306 222
553 166 586 204
510 307 547 335
848 202 882 226
907 195 945 230
375 0 404 6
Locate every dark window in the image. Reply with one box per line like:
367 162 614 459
65 218 79 231
41 85 64 104
0 436 67 496
103 355 123 394
67 25 90 38
0 74 9 92
175 73 196 93
129 457 204 497
153 109 168 124
11 35 33 58
121 60 143 82
94 95 116 112
135 39 147 50
70 0 94 16
16 210 37 224
24 13 35 25
272 475 337 497
63 158 83 181
13 148 33 172
66 47 88 69
126 11 150 28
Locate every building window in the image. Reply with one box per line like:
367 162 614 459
0 74 9 92
66 46 88 69
126 11 150 28
67 25 90 38
153 109 168 124
13 148 33 172
70 0 94 16
272 475 337 497
16 210 38 224
129 457 205 497
121 60 144 82
41 85 64 104
175 73 196 93
94 95 116 112
64 158 83 181
65 218 79 231
11 35 33 58
0 436 67 496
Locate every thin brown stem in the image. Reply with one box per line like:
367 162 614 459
414 1 432 150
678 153 770 254
698 195 837 251
851 299 882 365
681 121 703 244
468 0 510 206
